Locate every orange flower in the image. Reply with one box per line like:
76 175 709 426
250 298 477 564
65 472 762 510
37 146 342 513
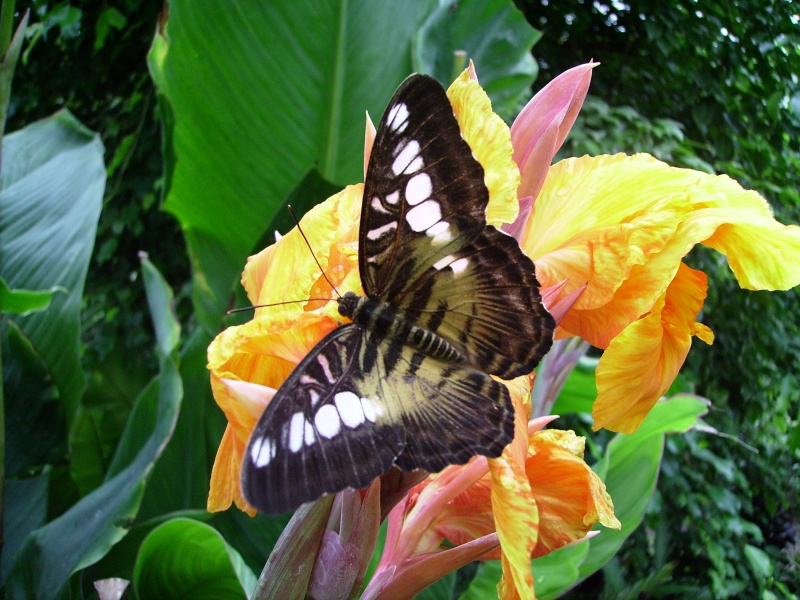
510 65 800 433
363 375 618 600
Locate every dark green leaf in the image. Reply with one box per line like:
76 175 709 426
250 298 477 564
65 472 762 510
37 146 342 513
147 0 438 329
0 471 49 585
4 260 182 600
134 518 256 600
414 0 541 121
0 110 105 421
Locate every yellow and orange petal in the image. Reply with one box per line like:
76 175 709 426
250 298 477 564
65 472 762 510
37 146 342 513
524 153 800 351
593 263 714 433
525 430 619 556
447 66 520 228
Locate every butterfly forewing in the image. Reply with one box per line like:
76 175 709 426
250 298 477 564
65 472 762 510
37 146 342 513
361 74 554 378
360 75 488 298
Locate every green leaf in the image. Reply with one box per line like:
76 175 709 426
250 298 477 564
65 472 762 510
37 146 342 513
414 0 541 121
551 356 598 414
136 326 219 519
1 320 66 478
0 276 61 315
0 471 49 585
0 109 105 421
5 260 182 600
134 518 256 600
743 544 773 580
538 395 710 598
147 0 439 329
459 561 501 599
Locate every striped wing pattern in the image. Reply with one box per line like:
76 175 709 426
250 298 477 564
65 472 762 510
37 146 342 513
241 74 554 515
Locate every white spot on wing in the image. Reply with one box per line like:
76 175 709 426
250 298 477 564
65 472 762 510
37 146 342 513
366 221 398 240
387 102 409 132
309 389 320 406
371 196 389 213
288 412 305 452
392 140 422 175
304 420 316 445
426 221 452 243
406 173 432 206
251 436 276 467
406 200 442 232
433 255 456 271
315 404 341 438
450 257 469 273
386 191 400 205
335 391 366 428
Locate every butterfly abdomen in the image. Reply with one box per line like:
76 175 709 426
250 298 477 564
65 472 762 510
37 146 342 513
338 291 462 363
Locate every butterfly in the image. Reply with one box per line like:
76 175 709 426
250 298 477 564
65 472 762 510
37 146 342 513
241 74 555 515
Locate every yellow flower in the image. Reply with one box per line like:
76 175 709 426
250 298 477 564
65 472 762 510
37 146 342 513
510 63 800 433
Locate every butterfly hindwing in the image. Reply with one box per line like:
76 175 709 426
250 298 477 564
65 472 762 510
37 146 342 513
363 326 515 473
241 325 404 515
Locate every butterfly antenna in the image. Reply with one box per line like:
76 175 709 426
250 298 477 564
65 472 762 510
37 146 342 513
287 205 342 299
227 298 335 315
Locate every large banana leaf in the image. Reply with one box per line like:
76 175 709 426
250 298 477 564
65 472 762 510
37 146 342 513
0 110 104 421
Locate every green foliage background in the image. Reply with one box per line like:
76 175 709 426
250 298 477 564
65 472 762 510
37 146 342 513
0 0 798 598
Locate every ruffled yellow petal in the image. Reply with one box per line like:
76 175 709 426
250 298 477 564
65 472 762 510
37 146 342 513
525 153 800 353
526 430 619 556
447 69 520 227
593 263 711 432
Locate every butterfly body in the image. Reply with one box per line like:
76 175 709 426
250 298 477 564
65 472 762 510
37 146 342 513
338 291 463 365
242 74 555 515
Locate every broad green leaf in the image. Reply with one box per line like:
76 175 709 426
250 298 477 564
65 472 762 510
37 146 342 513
209 509 292 576
147 0 438 328
134 518 256 600
5 259 182 600
0 109 105 421
459 561 501 599
1 320 65 478
541 394 710 597
0 276 61 314
136 326 220 519
551 356 598 415
0 470 49 585
417 571 456 599
414 0 541 121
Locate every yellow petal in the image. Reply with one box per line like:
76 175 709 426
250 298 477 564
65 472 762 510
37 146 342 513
526 153 800 349
526 430 619 556
242 184 363 315
593 263 711 432
489 454 538 600
207 425 256 515
448 69 520 227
